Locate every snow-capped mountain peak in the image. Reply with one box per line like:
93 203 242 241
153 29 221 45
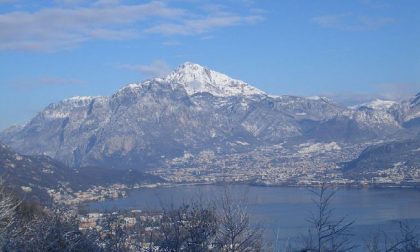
160 62 266 97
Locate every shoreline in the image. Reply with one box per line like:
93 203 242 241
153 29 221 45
77 180 420 209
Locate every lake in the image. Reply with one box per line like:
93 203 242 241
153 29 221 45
87 184 420 250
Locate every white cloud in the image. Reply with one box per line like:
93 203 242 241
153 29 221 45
358 16 395 29
376 83 420 101
93 0 121 6
53 0 121 6
161 40 181 46
88 28 138 40
118 60 172 78
11 76 85 89
324 83 419 106
0 1 265 52
312 13 395 31
312 14 347 28
0 2 184 51
147 14 263 35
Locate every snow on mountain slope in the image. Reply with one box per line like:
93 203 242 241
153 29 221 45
298 142 341 154
42 96 101 119
161 62 266 97
116 62 266 98
385 92 420 126
405 92 420 121
350 99 397 111
1 62 417 172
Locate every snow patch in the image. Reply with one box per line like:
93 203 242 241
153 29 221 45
21 186 32 192
351 99 397 110
44 111 70 119
116 83 143 94
235 141 250 146
306 96 321 100
210 129 216 138
298 142 341 154
64 96 98 102
412 147 420 152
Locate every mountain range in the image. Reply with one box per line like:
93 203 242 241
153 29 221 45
1 62 419 186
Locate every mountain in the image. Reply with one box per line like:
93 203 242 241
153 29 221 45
0 63 342 170
0 142 163 204
340 93 420 183
399 92 420 129
343 134 420 184
0 141 76 203
0 62 419 184
301 107 400 142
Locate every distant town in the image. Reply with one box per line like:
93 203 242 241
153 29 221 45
45 140 419 207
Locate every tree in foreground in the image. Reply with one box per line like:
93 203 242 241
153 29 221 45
300 182 355 252
156 187 263 252
366 221 420 252
0 180 19 247
157 200 218 252
214 188 263 252
4 203 101 251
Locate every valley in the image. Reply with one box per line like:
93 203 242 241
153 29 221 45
0 63 419 206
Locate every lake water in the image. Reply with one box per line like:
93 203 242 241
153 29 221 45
87 184 420 250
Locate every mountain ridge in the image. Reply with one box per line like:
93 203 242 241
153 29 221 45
0 62 419 185
0 141 164 204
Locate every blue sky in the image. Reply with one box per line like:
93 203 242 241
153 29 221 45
0 0 419 130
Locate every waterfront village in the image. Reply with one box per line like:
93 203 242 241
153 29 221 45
40 140 420 245
77 209 164 251
45 141 420 207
